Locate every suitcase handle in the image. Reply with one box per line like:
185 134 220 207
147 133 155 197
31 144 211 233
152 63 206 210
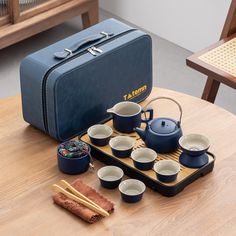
54 32 114 59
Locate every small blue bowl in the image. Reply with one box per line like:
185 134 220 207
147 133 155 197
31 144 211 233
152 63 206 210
154 160 180 183
88 124 113 147
57 145 91 175
119 179 146 203
131 148 157 170
179 134 210 156
97 166 124 189
109 136 135 158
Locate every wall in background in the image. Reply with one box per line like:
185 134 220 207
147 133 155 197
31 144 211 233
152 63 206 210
100 0 231 52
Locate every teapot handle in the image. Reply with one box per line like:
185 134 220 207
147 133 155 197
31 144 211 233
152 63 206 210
142 96 183 126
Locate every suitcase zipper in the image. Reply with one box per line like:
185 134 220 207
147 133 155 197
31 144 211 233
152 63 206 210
87 48 96 56
42 29 137 134
91 46 103 54
87 47 103 56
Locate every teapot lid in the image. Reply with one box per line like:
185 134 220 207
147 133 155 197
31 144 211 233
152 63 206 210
150 118 179 134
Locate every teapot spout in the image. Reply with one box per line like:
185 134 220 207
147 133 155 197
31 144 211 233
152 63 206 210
134 127 146 141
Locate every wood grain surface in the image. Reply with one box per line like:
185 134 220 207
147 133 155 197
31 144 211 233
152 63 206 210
0 88 236 236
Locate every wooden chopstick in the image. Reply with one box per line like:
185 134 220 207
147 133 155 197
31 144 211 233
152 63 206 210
52 184 109 217
59 180 104 211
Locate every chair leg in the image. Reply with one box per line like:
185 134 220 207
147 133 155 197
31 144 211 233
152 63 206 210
201 77 220 103
82 0 99 29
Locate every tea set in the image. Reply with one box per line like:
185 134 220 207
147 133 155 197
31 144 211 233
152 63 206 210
57 96 211 202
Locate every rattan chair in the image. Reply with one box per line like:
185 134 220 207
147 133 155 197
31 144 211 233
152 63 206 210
187 0 236 103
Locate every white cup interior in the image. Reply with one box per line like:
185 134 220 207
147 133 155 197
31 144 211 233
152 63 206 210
88 124 113 139
179 134 210 151
97 166 124 181
131 148 157 163
154 160 180 176
109 136 135 150
113 102 141 117
119 179 146 195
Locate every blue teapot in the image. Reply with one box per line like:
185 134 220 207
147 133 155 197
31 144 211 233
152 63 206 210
135 97 183 153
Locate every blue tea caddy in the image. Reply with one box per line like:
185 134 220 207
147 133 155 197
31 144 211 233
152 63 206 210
57 140 91 174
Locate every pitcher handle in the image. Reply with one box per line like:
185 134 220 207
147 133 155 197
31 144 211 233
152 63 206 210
142 97 183 126
141 108 153 123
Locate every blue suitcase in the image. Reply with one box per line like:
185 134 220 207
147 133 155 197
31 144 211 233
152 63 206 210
20 19 152 141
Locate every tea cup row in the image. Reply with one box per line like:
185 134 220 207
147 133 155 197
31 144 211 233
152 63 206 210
88 124 180 183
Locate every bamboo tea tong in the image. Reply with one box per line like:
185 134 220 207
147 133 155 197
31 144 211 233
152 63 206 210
52 180 109 217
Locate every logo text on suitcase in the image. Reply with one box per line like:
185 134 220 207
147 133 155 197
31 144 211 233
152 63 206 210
123 85 147 101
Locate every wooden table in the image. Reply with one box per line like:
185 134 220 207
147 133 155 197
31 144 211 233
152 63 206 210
1 88 236 236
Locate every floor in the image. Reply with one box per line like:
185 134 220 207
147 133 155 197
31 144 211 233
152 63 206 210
0 9 235 114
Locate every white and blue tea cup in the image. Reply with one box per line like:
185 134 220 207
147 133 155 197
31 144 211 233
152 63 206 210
154 160 180 183
109 136 135 158
97 166 124 189
119 179 146 203
88 124 113 146
131 148 157 170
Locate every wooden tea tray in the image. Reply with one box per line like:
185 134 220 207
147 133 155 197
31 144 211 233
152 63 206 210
80 120 215 197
